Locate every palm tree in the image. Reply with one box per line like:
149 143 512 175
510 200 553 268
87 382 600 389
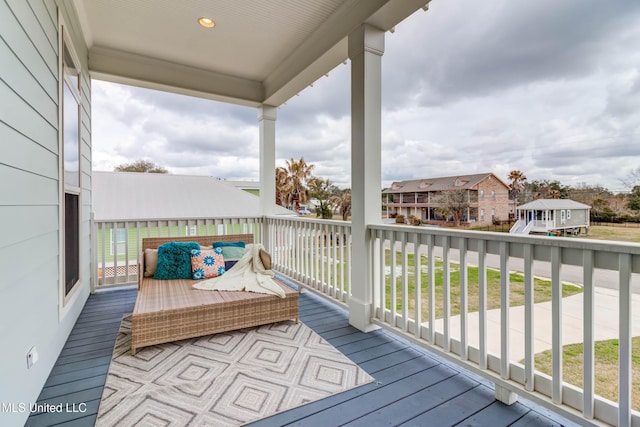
549 189 561 199
507 170 527 201
275 157 315 210
333 189 351 221
275 167 291 207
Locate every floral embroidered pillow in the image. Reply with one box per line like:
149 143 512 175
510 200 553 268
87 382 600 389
190 247 225 280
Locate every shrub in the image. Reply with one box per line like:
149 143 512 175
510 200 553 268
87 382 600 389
395 214 405 224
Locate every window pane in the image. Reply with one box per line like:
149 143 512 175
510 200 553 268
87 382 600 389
63 42 79 91
65 193 80 295
63 82 80 187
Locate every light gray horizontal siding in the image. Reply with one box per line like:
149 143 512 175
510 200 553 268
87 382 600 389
0 122 58 178
0 205 59 253
0 1 92 426
0 81 58 150
26 0 58 52
0 1 58 101
6 0 58 69
0 38 58 120
0 166 58 205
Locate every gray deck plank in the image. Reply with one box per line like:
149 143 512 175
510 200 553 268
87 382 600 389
399 385 496 426
510 411 563 427
345 374 480 427
26 289 135 426
286 365 461 427
29 285 579 427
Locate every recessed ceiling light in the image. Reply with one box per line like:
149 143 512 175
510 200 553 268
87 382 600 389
198 17 215 28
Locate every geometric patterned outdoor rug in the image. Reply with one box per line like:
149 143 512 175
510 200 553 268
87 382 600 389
96 315 374 426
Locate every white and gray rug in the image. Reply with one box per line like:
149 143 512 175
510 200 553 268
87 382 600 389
96 315 374 426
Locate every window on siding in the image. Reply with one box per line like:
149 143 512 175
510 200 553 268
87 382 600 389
566 209 571 220
480 209 485 220
479 190 484 199
61 30 81 297
491 190 495 200
491 208 495 220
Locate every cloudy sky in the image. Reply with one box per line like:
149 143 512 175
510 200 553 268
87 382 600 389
93 0 640 193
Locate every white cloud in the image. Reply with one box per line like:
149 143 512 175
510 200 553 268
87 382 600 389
92 0 640 193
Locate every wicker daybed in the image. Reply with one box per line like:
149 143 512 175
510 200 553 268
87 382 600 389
131 234 299 355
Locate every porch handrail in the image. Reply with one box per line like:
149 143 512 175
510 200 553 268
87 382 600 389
265 215 352 306
89 213 639 426
368 223 639 427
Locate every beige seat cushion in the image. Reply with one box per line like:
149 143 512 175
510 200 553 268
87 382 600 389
144 249 158 277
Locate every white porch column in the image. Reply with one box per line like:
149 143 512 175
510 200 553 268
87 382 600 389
258 105 277 248
348 24 384 332
258 105 277 215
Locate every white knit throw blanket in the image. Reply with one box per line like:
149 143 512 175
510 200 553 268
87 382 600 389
192 244 285 298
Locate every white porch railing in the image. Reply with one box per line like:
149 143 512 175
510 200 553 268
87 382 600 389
91 216 264 289
89 214 639 426
369 223 639 427
265 216 352 306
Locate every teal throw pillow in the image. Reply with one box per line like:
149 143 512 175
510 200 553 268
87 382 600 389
213 241 246 260
154 241 201 280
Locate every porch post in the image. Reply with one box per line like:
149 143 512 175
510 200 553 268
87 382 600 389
348 24 384 332
258 105 277 249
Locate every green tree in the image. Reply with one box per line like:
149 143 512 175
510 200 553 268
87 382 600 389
628 186 640 214
114 159 168 173
309 177 339 219
524 180 570 201
437 189 469 226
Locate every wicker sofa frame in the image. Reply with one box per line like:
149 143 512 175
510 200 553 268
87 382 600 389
131 234 299 355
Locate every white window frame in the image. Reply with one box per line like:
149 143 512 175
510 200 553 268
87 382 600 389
479 190 484 199
480 208 485 221
491 208 496 220
491 190 496 200
566 209 571 220
58 12 83 314
560 209 566 224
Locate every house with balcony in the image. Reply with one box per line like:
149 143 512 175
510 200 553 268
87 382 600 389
383 173 510 226
510 199 591 236
2 1 639 427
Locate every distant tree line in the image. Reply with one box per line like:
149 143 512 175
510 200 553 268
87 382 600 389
507 167 640 221
114 159 168 173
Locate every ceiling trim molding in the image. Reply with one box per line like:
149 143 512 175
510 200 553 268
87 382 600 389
89 46 264 107
263 0 428 106
263 0 388 105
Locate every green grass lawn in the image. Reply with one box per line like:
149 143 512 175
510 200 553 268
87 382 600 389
385 252 582 319
582 225 640 243
531 337 640 411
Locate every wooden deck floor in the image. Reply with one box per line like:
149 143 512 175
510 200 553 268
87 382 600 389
26 284 579 427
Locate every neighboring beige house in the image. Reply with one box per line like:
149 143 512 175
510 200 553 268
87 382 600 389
383 173 510 226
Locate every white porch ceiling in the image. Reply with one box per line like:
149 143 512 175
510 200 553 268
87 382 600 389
75 0 429 107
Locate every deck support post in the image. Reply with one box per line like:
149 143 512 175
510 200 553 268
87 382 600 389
258 105 277 249
348 24 384 332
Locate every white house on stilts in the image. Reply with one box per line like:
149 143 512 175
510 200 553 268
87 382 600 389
510 199 591 236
